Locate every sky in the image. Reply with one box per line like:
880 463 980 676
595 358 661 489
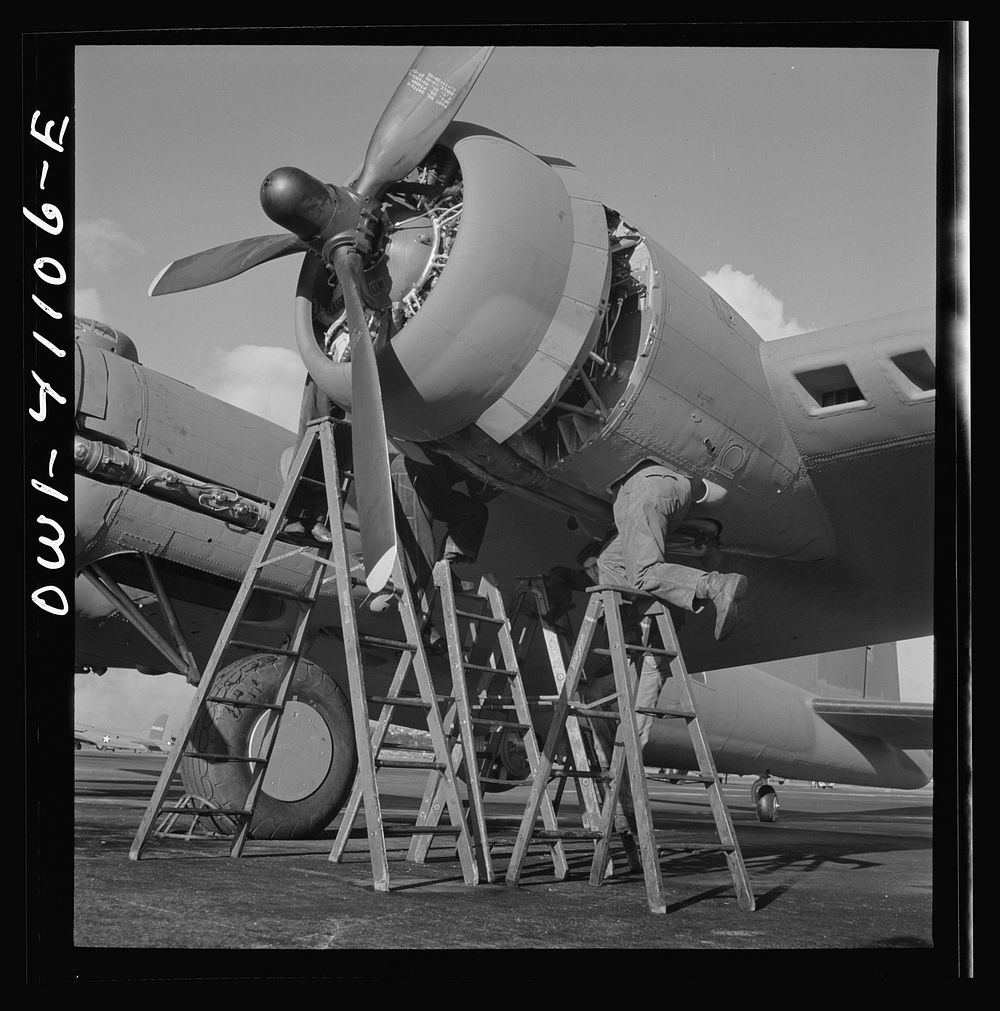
71 40 940 724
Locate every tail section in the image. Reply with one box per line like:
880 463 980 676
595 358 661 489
147 714 169 740
757 643 900 700
859 643 900 701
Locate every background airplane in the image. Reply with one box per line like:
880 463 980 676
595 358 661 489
71 42 942 836
74 713 172 753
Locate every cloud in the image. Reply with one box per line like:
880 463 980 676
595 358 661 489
75 287 105 320
203 344 306 431
701 265 811 341
76 217 145 270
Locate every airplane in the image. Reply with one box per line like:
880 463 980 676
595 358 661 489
74 713 172 753
73 46 936 837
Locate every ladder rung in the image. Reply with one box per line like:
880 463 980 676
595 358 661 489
502 694 563 706
375 758 446 771
477 775 527 785
158 805 252 817
656 841 736 853
564 704 621 721
589 583 657 600
592 644 677 658
634 705 695 719
228 640 301 657
646 773 716 784
252 585 317 604
463 661 518 677
469 718 531 731
382 824 463 837
529 828 603 840
550 767 611 781
204 697 284 711
359 635 418 652
182 752 268 764
454 609 505 625
369 694 454 709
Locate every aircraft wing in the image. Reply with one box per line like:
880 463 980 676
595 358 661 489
810 698 933 750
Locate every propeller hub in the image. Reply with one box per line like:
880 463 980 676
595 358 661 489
260 166 340 243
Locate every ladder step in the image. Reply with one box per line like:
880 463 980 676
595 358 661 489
592 644 677 659
228 640 301 657
656 841 736 853
158 805 252 817
204 697 285 711
565 703 621 721
454 609 505 625
375 758 446 771
382 824 463 837
183 752 268 764
252 585 317 604
463 661 518 677
477 775 528 786
550 767 612 781
635 705 696 719
646 773 716 784
529 828 604 840
496 694 563 706
469 718 531 731
369 694 454 709
359 635 418 652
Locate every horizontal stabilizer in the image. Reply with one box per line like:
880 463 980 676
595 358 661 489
811 698 932 749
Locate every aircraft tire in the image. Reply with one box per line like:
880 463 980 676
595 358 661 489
180 653 357 839
754 784 779 823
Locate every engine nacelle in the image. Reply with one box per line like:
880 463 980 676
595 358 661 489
299 124 832 561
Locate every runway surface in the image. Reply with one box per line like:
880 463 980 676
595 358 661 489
70 749 934 965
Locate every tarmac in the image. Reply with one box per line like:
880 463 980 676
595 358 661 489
61 749 947 975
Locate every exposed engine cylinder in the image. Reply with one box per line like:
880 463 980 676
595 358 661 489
296 123 609 443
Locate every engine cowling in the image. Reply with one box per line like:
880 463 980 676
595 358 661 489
296 123 608 444
297 123 833 561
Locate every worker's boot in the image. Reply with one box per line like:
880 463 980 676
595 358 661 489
700 572 748 641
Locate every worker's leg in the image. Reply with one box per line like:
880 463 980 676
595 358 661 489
390 454 436 600
633 649 667 748
285 376 335 541
438 490 488 564
615 467 748 640
578 650 664 754
614 470 705 610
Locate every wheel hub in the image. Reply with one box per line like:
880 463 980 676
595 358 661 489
247 700 334 803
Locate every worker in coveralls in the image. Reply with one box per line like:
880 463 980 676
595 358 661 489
546 461 747 748
390 450 492 594
283 374 341 542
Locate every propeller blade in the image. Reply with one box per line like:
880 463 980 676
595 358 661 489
354 46 494 197
148 233 306 296
332 248 398 592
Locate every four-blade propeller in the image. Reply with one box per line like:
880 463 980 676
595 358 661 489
148 47 494 591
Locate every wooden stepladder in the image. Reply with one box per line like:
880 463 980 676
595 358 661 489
508 577 608 832
130 416 356 860
505 583 756 915
399 563 574 883
327 555 482 888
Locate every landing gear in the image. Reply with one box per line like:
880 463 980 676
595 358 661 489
457 704 537 793
750 772 780 823
180 653 357 839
